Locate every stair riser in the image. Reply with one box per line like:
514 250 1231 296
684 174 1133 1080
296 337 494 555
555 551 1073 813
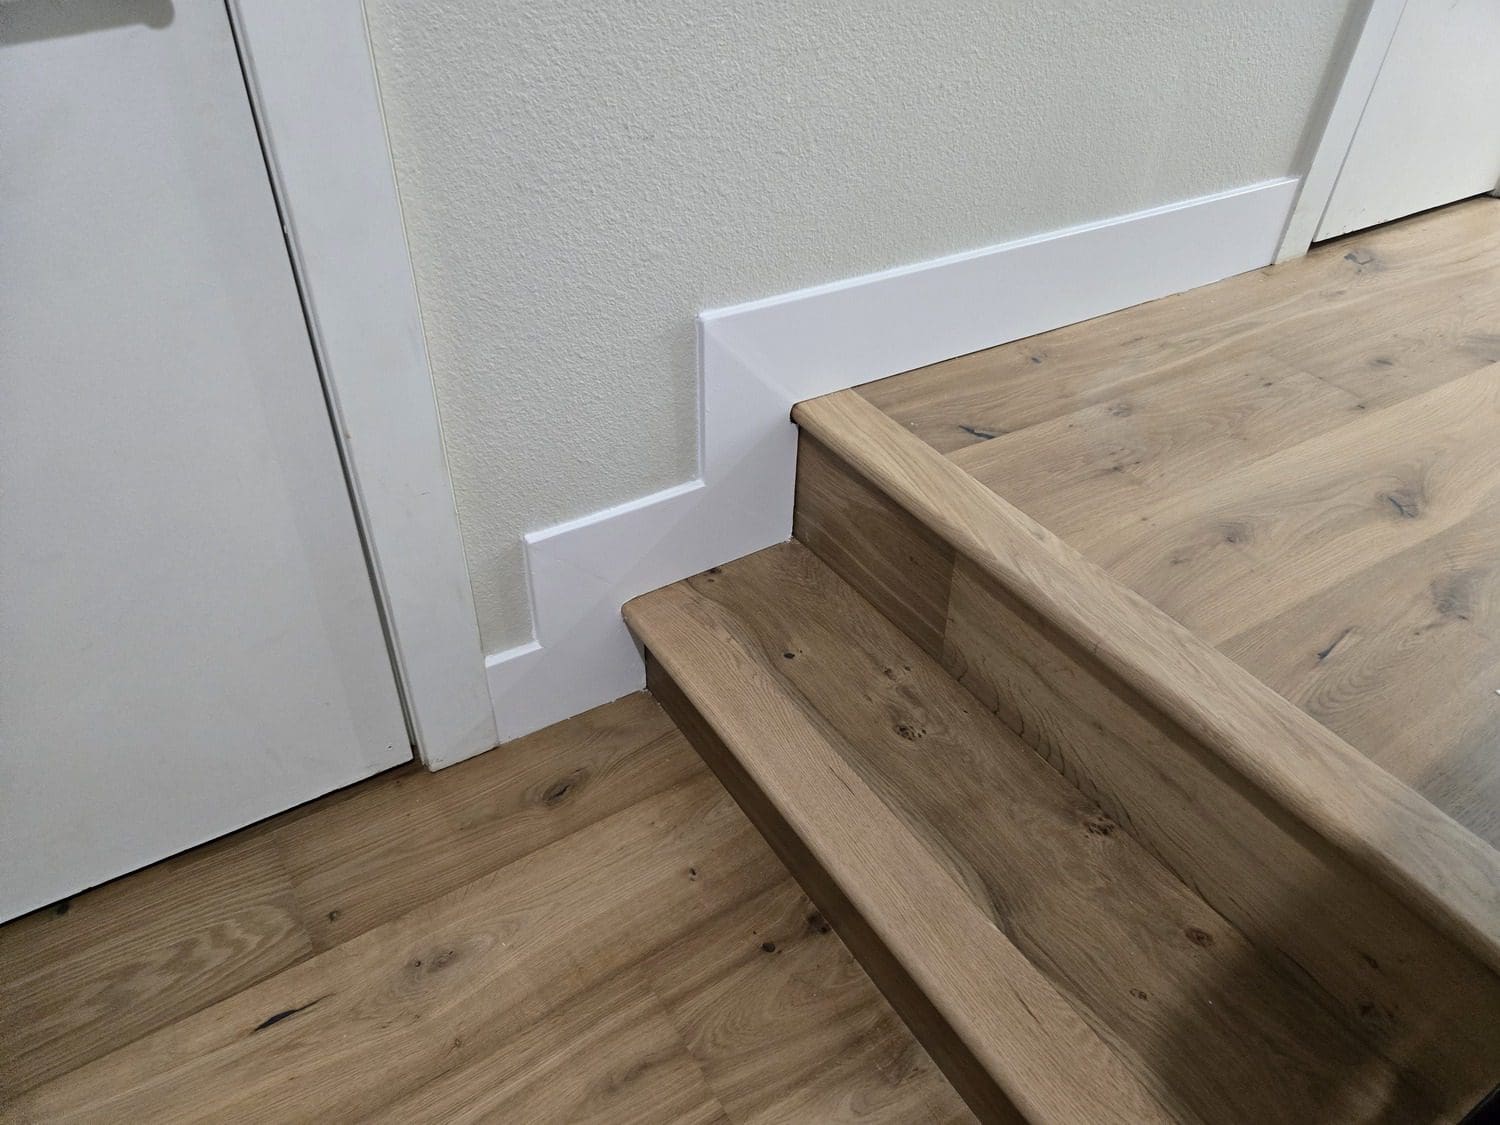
793 429 1500 1107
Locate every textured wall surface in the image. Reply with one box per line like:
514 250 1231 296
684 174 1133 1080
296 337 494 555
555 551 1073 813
363 0 1356 653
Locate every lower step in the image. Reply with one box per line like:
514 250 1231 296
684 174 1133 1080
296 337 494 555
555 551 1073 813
625 541 1450 1124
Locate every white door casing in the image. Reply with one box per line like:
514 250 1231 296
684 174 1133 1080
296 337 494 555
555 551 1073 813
228 1 498 768
1283 0 1500 253
1318 0 1500 238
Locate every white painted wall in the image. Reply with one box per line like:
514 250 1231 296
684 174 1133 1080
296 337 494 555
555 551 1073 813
362 0 1359 655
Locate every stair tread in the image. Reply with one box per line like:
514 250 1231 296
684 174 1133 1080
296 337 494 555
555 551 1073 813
627 540 1440 1125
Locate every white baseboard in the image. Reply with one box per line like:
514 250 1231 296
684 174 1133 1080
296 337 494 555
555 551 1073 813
478 176 1299 753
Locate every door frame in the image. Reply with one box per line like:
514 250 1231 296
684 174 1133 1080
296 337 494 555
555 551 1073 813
227 1 497 767
1275 0 1408 261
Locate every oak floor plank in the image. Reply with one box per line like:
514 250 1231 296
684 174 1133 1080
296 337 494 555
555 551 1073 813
1070 363 1500 637
643 879 972 1124
6 775 784 1123
668 541 1440 1124
862 197 1500 454
1219 500 1500 843
1047 363 1500 843
367 967 729 1125
1265 252 1500 410
1393 658 1500 848
269 690 700 950
0 834 310 1099
0 691 700 1103
950 351 1363 536
3 694 963 1123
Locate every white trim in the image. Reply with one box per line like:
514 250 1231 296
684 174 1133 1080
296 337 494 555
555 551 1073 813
229 1 497 768
1275 0 1408 262
483 177 1300 749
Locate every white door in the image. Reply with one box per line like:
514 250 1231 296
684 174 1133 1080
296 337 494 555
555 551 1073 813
0 0 411 921
1316 0 1500 239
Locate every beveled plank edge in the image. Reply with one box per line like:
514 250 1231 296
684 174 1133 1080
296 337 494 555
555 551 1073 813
624 587 1179 1125
793 389 1500 973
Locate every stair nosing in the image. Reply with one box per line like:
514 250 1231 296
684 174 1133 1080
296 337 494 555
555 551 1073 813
793 387 1500 973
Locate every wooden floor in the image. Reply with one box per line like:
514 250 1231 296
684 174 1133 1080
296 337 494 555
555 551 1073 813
628 540 1451 1123
862 197 1500 848
0 694 970 1123
10 201 1496 1124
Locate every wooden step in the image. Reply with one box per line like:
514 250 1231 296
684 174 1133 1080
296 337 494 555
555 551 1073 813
625 541 1461 1123
788 389 1500 1118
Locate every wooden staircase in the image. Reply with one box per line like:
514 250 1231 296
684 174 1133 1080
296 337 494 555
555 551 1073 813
625 389 1500 1121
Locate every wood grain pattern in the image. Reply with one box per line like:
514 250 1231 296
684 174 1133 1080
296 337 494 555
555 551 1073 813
3 695 965 1123
868 199 1500 855
942 556 1500 1109
642 878 971 1125
1063 364 1500 648
862 197 1500 452
947 352 1363 537
645 656 1027 1124
644 541 1444 1123
272 689 701 951
794 388 1500 974
0 691 697 1098
0 837 310 1099
1217 498 1500 841
627 570 1177 1125
793 432 954 658
366 967 727 1125
8 776 768 1122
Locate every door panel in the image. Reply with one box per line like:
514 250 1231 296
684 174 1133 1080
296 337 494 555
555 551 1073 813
0 0 410 920
1317 0 1500 239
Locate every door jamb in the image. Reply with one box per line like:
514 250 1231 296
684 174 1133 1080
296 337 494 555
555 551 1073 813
226 1 497 768
1275 0 1408 261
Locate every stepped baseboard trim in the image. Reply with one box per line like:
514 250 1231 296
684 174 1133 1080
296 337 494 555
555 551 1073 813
480 176 1300 748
